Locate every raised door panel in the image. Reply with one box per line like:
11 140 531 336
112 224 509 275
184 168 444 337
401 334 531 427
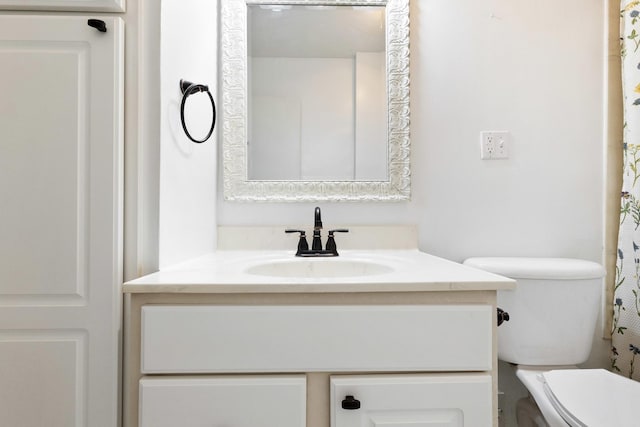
139 376 307 427
0 38 89 307
0 331 86 427
0 0 124 12
0 15 123 427
331 374 493 427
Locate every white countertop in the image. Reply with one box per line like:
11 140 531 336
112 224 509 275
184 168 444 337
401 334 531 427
123 250 516 294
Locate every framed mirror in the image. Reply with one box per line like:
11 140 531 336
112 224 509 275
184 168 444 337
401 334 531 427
221 0 410 202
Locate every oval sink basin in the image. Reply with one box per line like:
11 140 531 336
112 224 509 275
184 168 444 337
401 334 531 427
245 259 394 278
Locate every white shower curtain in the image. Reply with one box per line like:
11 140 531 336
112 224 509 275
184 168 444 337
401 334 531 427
613 1 640 381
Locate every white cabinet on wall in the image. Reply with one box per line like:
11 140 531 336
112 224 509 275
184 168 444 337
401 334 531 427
0 0 124 12
0 15 123 427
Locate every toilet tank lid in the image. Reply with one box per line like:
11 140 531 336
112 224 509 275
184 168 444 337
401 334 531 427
463 257 605 280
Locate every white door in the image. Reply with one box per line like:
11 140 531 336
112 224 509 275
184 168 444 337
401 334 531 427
139 376 307 427
0 15 123 427
331 374 493 427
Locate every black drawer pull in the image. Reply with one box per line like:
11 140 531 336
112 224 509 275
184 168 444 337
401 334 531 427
88 19 107 33
341 395 361 410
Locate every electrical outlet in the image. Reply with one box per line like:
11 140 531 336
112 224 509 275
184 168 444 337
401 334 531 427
480 131 510 160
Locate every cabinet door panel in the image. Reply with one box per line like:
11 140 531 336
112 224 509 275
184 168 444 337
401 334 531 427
331 374 492 427
0 0 124 12
139 376 306 427
0 15 123 427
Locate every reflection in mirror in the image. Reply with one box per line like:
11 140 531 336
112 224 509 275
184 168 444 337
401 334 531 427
248 5 388 181
221 0 410 202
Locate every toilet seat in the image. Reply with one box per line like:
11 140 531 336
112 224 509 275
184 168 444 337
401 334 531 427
516 366 571 427
518 367 640 427
541 369 640 427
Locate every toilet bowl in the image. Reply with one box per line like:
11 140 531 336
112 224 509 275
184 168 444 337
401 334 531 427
463 257 640 427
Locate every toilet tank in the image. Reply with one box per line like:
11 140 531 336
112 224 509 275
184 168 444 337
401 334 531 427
463 257 605 366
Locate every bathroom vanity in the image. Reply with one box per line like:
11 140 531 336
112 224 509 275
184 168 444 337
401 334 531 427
123 229 514 427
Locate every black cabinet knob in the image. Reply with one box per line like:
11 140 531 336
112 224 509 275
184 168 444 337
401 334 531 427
497 307 510 326
341 395 361 410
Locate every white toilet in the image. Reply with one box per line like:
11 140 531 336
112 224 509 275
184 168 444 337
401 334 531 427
463 257 640 427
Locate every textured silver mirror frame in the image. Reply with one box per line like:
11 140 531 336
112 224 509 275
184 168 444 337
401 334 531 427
221 0 410 202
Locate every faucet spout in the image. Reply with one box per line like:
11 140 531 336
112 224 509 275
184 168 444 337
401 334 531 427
314 206 322 229
312 207 323 251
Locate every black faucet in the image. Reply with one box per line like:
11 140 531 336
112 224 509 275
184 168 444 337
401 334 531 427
285 207 348 256
312 206 323 251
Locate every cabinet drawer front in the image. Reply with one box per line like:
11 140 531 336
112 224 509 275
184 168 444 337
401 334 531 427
0 0 125 12
139 376 306 427
330 374 493 427
141 305 492 373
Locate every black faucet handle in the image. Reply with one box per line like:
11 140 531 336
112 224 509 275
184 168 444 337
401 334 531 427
285 229 309 255
285 229 305 234
326 229 349 256
328 229 349 234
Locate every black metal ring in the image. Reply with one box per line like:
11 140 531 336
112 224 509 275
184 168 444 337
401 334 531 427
180 81 216 144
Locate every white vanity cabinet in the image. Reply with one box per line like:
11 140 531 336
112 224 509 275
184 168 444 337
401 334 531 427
125 296 501 427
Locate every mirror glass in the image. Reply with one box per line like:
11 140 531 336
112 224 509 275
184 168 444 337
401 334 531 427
248 5 387 181
221 0 410 202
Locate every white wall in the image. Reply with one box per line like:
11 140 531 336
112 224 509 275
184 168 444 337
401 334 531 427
218 1 607 423
159 0 218 268
415 0 604 264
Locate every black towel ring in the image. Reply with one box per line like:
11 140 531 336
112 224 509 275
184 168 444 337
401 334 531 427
179 79 216 144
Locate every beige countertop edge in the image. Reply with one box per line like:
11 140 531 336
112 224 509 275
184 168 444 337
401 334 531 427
122 280 516 294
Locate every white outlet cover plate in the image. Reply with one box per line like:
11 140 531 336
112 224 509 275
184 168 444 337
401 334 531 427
480 131 509 160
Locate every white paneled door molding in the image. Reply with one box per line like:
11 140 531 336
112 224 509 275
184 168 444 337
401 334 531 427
0 15 123 427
